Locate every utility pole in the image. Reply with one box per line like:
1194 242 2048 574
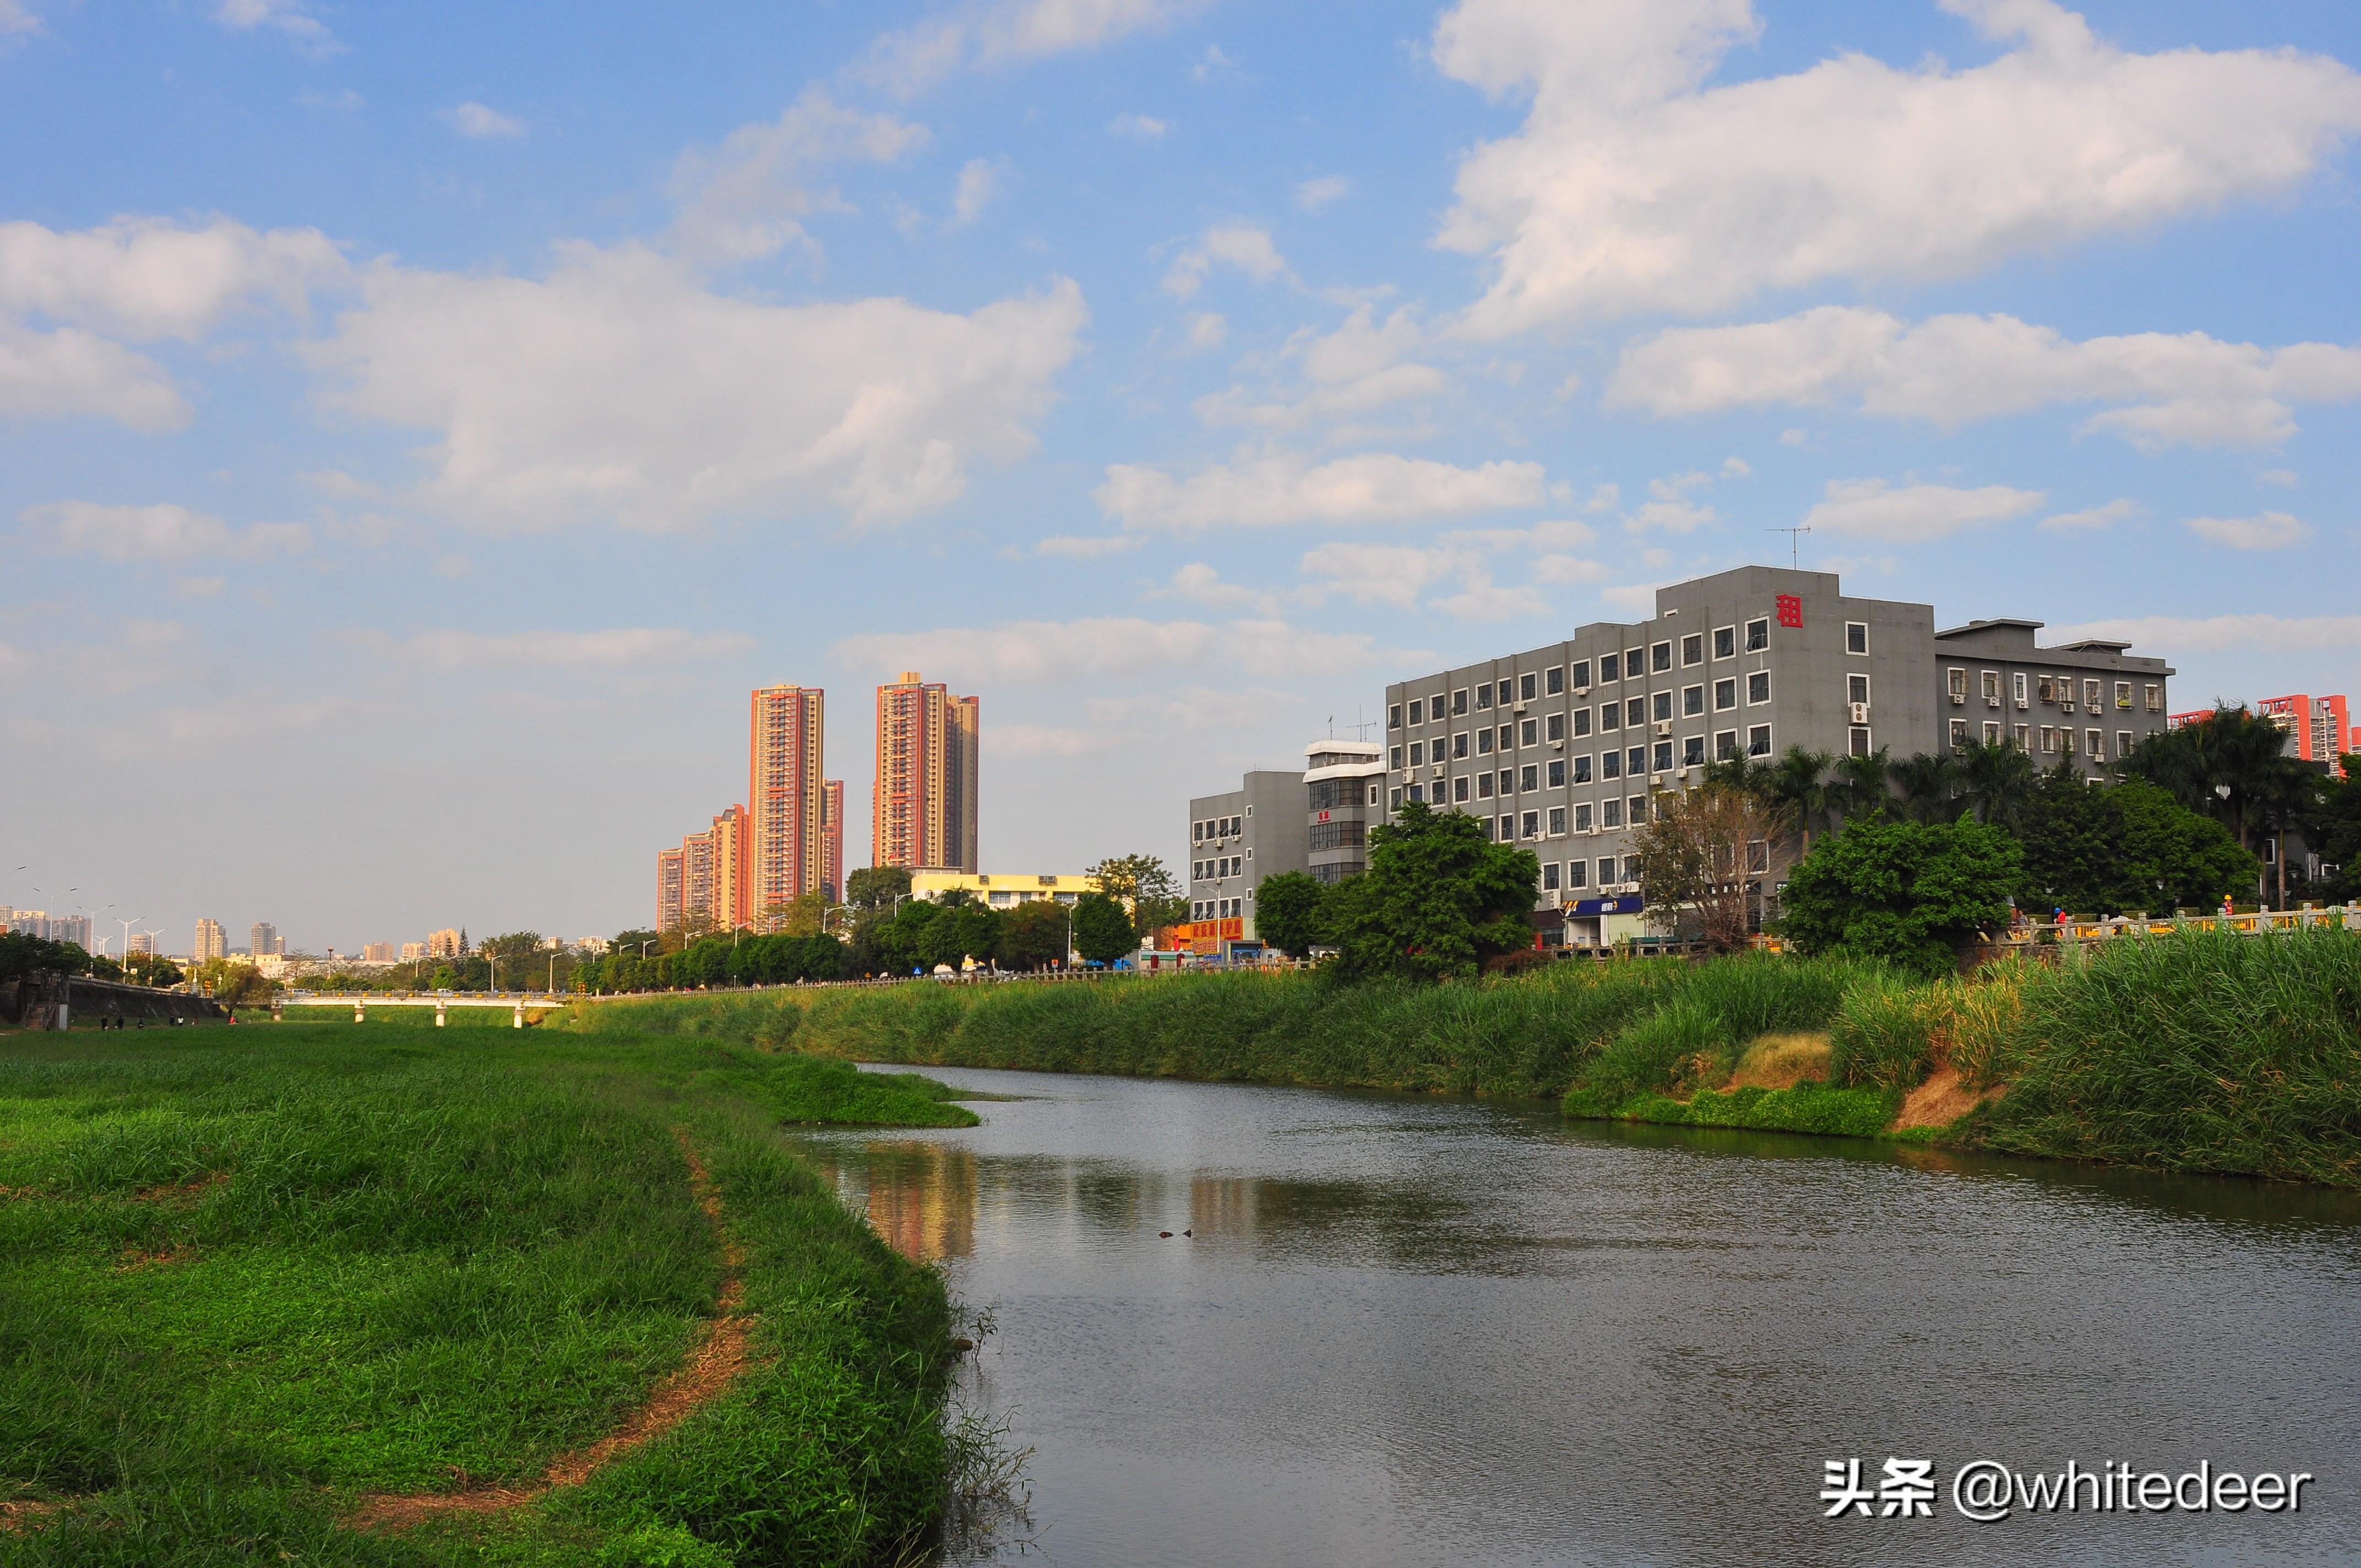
1765 525 1811 569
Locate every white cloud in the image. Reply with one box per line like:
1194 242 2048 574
1184 311 1227 351
1033 534 1143 559
1156 562 1276 612
1801 478 2045 542
2185 511 2309 550
1190 43 1237 83
1108 112 1168 140
1779 427 1807 446
667 89 931 262
2259 468 2298 488
0 216 347 340
833 614 1383 686
1196 306 1448 429
309 244 1088 529
948 158 1006 227
1299 520 1596 620
1626 499 1715 534
213 0 334 51
173 575 226 599
1610 305 2361 449
2049 613 2361 654
385 627 756 672
1 1 39 35
995 723 1107 756
1720 455 1750 478
0 322 184 428
448 102 525 140
2038 498 2141 532
1434 0 2361 332
20 502 313 560
1097 451 1548 531
856 0 1206 95
1162 224 1290 299
1294 175 1351 212
1300 542 1475 609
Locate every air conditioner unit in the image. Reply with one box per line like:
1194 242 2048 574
1539 891 1562 909
1674 766 1689 780
1551 739 1564 750
2016 698 2030 710
1513 701 1529 714
1848 703 1870 724
1430 763 1445 778
1574 685 1590 696
1950 693 1966 705
1655 721 1673 736
1987 698 2001 709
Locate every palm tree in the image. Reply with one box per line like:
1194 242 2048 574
1890 751 1961 824
1957 739 2037 829
1764 746 1837 855
1829 747 1893 826
2191 704 2295 853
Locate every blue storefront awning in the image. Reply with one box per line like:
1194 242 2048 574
1569 895 1645 917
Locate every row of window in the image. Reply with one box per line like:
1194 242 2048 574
1191 897 1244 921
1309 820 1366 852
1307 778 1379 810
1389 617 1834 727
1193 853 1245 881
1391 674 1777 767
1395 726 1779 804
1947 669 2164 712
1946 718 2139 760
1190 812 1245 842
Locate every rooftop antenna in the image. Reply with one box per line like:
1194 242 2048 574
1766 525 1810 570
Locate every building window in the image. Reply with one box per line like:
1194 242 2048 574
2119 730 2133 756
1652 641 1672 672
1715 730 1737 760
1548 807 1566 836
1476 683 1493 711
1682 736 1704 767
1546 666 1564 696
1516 718 1535 746
1600 856 1620 885
1983 722 2000 745
1522 811 1539 839
1388 703 1402 728
1950 718 1968 747
1571 658 1592 688
1574 802 1592 832
1520 673 1537 701
1624 649 1645 678
1548 759 1565 787
2039 726 2057 754
1498 768 1514 796
1498 723 1514 750
1848 673 1870 706
1542 861 1560 891
1683 684 1705 717
1713 626 1735 659
1748 670 1771 704
1520 764 1539 792
1408 742 1423 766
1600 702 1620 732
1572 754 1592 783
1629 795 1648 824
1714 678 1736 711
1977 671 1997 705
2037 673 2055 704
1408 783 1424 802
2086 728 2103 760
1747 839 1770 874
1602 749 1622 780
2062 728 2077 756
1452 732 1469 759
2014 672 2029 707
1452 688 1468 716
1602 799 1623 829
1477 772 1494 799
1748 725 1772 758
1409 699 1424 725
1566 859 1588 889
1745 618 1769 651
1573 708 1592 737
1628 745 1647 776
2085 679 2102 708
1653 739 1674 772
1651 691 1673 723
2113 681 2131 710
1193 821 1205 842
1600 655 1618 684
1681 633 1703 666
1454 776 1471 802
1390 787 1403 809
2144 683 2162 712
1846 622 1868 655
1546 712 1565 742
1626 697 1646 727
1477 728 1493 756
2013 723 2030 749
1388 745 1405 770
1498 814 1515 840
1493 679 1510 706
1947 668 1967 701
1849 726 1872 757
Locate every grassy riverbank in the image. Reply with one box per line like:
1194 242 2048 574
565 928 2361 1185
0 1025 975 1565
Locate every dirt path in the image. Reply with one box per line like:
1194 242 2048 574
348 1128 753 1530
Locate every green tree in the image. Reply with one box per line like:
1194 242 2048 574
994 900 1070 970
1084 853 1187 940
2016 763 2132 915
477 932 545 990
1955 738 2038 829
845 865 913 910
1071 892 1136 966
2310 758 2361 902
1252 871 1329 958
1764 746 1839 854
2115 780 2260 912
1777 815 2021 977
921 902 998 971
1829 747 1894 826
1889 752 1960 824
1324 802 1541 983
0 933 96 983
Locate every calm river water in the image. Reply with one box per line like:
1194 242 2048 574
796 1066 2361 1566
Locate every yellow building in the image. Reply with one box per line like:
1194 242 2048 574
910 871 1097 910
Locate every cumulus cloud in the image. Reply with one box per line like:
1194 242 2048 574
1156 562 1276 612
947 158 1006 228
1108 112 1168 140
308 244 1088 529
19 502 311 560
1299 518 1600 620
668 88 930 262
0 216 347 340
2049 612 2361 654
1096 451 1548 531
384 627 756 672
2039 498 2141 531
856 0 1206 95
1184 311 1227 351
1610 306 2361 449
833 614 1383 685
1294 175 1351 211
213 0 334 51
1433 0 2361 332
1032 533 1143 559
2 1 39 35
1195 306 1448 429
448 102 525 139
0 322 184 428
1162 224 1290 299
1800 478 2045 542
2185 511 2309 550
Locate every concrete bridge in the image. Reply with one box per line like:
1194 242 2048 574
277 991 605 1027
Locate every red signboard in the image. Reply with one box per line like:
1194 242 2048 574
1775 593 1803 629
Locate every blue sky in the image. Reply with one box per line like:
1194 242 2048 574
6 0 2359 955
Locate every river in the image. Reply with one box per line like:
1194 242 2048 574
795 1066 2361 1566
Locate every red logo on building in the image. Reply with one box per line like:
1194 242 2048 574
1775 594 1803 629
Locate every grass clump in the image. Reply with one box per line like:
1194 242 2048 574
1604 1081 1899 1139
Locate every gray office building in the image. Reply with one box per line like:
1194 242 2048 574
1185 770 1312 947
1933 620 2173 776
1304 739 1385 884
1381 565 2173 946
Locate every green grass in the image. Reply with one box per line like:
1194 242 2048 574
1565 1081 1900 1139
0 1026 971 1565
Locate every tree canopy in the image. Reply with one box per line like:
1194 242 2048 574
1778 815 2021 977
1324 802 1540 982
1071 892 1136 966
1252 871 1329 959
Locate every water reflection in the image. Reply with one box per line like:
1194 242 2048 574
793 1066 2361 1568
